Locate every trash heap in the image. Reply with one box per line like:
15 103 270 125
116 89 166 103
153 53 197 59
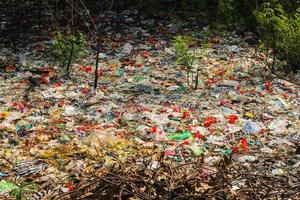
0 9 299 200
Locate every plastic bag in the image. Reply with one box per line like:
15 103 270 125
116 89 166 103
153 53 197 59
167 130 192 141
227 114 238 124
0 180 18 194
122 43 133 55
204 117 217 127
242 120 260 134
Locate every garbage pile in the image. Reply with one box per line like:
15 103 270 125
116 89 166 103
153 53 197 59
0 9 299 200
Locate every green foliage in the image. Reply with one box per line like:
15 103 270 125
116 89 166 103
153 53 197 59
51 31 86 67
255 1 300 71
255 1 287 53
255 2 288 34
172 35 194 70
217 0 257 30
172 35 198 88
218 0 236 25
280 8 300 70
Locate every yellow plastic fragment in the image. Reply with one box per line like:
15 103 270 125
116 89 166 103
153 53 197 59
0 111 9 119
244 112 255 119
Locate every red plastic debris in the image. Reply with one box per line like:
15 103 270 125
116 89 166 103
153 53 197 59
98 68 103 76
54 82 62 87
150 126 158 133
165 150 175 156
219 99 230 105
182 111 189 119
12 101 18 107
81 87 89 94
85 66 93 73
80 66 93 73
136 63 143 68
18 104 24 111
193 132 204 139
259 129 266 134
204 117 217 127
241 138 247 153
227 115 238 124
264 81 272 89
232 146 239 154
66 184 74 191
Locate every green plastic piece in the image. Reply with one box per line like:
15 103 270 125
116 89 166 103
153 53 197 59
167 130 192 141
134 76 144 82
0 180 18 193
106 113 116 121
116 68 125 77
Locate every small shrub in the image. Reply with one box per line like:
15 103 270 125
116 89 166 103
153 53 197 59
172 35 194 68
51 31 86 77
172 35 197 87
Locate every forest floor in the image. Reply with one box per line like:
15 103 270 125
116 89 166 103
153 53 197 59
0 10 300 200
